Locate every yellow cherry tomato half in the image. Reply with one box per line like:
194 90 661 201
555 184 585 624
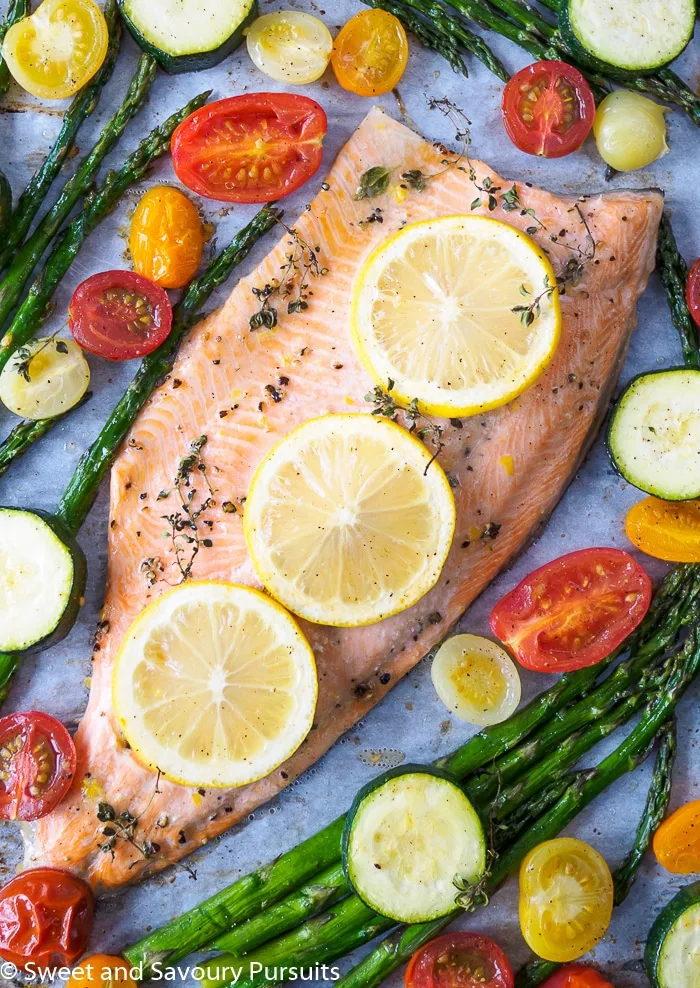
0 337 90 419
519 837 614 963
653 800 700 874
67 955 137 988
331 9 408 97
129 186 204 290
431 634 521 727
246 11 333 85
2 0 108 101
625 496 700 563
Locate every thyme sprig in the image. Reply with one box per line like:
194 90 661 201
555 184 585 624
250 219 327 330
365 380 444 474
512 274 556 329
97 772 163 868
14 328 67 383
160 435 215 583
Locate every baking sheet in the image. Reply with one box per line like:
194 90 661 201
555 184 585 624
0 1 698 984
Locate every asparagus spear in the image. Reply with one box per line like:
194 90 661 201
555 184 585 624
0 0 122 274
0 88 211 401
0 0 28 96
0 417 59 477
364 0 509 82
0 169 11 238
124 565 693 975
515 718 677 988
657 212 699 369
464 575 698 804
0 53 157 363
200 865 350 988
336 632 700 988
0 388 93 478
437 562 692 780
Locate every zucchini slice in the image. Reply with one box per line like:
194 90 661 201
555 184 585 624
646 881 700 987
561 0 695 75
118 0 258 74
0 508 86 653
607 368 700 500
342 766 486 923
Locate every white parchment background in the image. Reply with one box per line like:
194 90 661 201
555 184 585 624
0 1 698 984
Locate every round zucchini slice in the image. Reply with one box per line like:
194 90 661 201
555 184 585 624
646 880 700 987
342 766 486 923
0 508 86 653
607 368 700 501
561 0 695 76
118 0 258 74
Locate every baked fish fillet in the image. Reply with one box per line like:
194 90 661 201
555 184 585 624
28 106 663 889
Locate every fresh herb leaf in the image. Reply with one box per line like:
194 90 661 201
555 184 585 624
354 166 392 200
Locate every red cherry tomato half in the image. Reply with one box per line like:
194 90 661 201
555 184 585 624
69 270 172 361
0 868 93 969
687 258 700 328
490 548 652 672
404 933 514 988
501 60 595 158
171 92 328 203
540 964 615 988
0 711 76 821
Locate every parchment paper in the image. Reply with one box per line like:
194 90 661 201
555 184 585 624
0 2 698 984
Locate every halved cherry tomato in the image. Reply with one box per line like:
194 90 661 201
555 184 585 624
688 258 700 328
0 868 93 969
69 271 172 361
490 548 652 672
653 799 700 874
501 61 595 158
405 933 514 988
0 711 76 821
129 186 204 290
67 954 137 988
626 496 700 563
2 0 108 100
540 965 614 988
332 10 408 97
519 838 614 963
171 93 327 204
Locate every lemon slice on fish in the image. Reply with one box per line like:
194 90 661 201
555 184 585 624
112 582 317 789
244 414 456 627
351 215 561 417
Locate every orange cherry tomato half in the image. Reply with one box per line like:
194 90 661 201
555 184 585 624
67 954 137 988
0 868 93 969
501 60 595 158
0 711 76 821
69 270 172 361
653 799 700 874
331 9 408 97
404 933 514 988
625 496 700 563
171 93 327 204
490 548 652 672
688 258 700 327
130 186 204 290
540 965 614 988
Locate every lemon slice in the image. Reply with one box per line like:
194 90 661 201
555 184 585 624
351 215 561 417
431 634 521 727
112 582 317 789
244 414 456 627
